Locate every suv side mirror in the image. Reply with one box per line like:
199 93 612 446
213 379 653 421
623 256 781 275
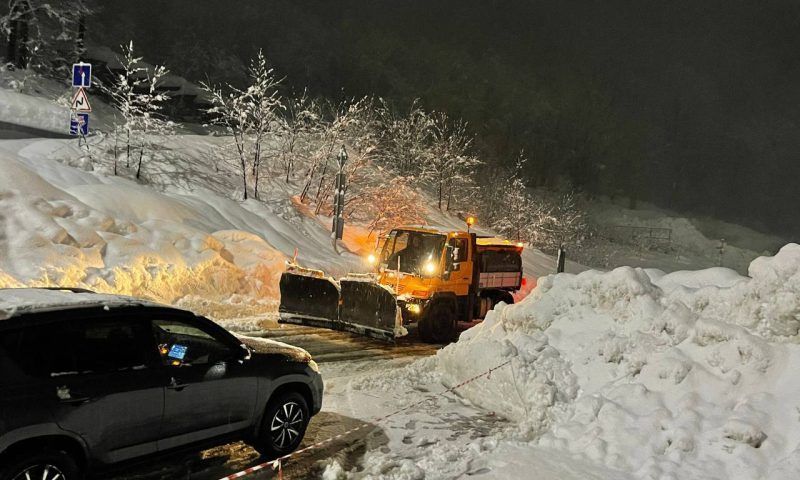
237 344 252 364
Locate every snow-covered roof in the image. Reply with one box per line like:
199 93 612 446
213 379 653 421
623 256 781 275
397 225 458 235
0 288 162 321
476 237 524 248
83 45 124 69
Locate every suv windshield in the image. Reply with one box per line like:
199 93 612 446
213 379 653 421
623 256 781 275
380 230 445 275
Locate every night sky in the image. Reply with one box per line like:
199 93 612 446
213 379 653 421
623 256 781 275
92 0 800 237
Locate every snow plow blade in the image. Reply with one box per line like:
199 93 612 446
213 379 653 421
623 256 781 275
338 278 402 341
278 269 404 341
278 269 340 330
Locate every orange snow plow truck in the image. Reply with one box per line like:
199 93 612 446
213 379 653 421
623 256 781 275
278 225 526 343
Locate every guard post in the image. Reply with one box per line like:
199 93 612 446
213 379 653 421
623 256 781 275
556 245 566 273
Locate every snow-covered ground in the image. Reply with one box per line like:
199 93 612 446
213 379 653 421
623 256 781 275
4 71 800 480
320 245 800 479
583 199 786 274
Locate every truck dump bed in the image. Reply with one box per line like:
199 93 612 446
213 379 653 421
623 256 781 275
475 238 523 290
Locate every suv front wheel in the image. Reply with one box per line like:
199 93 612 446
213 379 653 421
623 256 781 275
0 448 80 480
253 391 310 459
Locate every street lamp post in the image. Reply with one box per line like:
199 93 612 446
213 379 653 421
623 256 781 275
332 145 348 241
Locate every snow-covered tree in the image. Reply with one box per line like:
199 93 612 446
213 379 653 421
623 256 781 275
490 152 534 241
243 50 282 199
529 190 587 252
423 112 480 210
1 0 92 72
101 42 175 179
202 78 252 199
132 63 175 179
347 175 424 237
202 51 282 200
487 151 587 252
101 42 143 166
299 96 378 212
375 99 432 177
278 90 318 183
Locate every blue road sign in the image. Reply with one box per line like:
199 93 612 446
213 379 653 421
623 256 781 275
72 63 92 88
69 113 89 136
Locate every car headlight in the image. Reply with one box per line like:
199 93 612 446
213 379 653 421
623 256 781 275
407 303 422 315
308 359 320 373
366 254 377 265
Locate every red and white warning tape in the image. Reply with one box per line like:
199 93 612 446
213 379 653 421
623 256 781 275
218 359 512 480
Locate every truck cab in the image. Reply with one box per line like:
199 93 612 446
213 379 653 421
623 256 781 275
374 227 524 342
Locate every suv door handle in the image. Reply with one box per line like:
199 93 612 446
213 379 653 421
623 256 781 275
168 377 188 391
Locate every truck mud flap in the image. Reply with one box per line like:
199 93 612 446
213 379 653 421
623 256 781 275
278 271 340 330
339 279 403 341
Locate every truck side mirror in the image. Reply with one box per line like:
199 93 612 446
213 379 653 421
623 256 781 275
444 245 455 275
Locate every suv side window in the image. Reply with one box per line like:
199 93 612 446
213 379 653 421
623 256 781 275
0 317 154 379
152 318 235 366
0 330 29 386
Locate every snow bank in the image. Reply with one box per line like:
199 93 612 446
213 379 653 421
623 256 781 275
0 121 365 326
0 88 70 134
434 244 800 479
0 149 288 322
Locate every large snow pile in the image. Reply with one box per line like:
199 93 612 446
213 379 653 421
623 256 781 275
434 244 800 479
0 137 361 325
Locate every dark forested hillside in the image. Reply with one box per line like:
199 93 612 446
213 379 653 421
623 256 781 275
90 0 800 237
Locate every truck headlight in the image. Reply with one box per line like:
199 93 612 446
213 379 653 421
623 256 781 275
423 260 437 275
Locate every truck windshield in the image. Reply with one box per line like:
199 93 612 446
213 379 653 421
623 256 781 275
381 230 446 275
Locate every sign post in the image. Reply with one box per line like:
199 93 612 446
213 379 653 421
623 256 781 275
69 113 89 136
69 62 92 139
72 62 92 88
70 87 92 113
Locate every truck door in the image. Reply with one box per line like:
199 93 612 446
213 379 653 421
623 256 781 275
447 236 473 296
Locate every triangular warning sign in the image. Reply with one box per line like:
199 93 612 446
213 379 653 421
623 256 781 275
70 87 92 113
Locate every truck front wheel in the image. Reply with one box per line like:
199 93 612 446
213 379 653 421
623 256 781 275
418 299 455 343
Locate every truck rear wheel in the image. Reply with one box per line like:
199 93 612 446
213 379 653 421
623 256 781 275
418 299 455 343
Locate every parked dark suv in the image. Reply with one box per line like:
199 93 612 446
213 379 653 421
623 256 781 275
0 288 323 480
